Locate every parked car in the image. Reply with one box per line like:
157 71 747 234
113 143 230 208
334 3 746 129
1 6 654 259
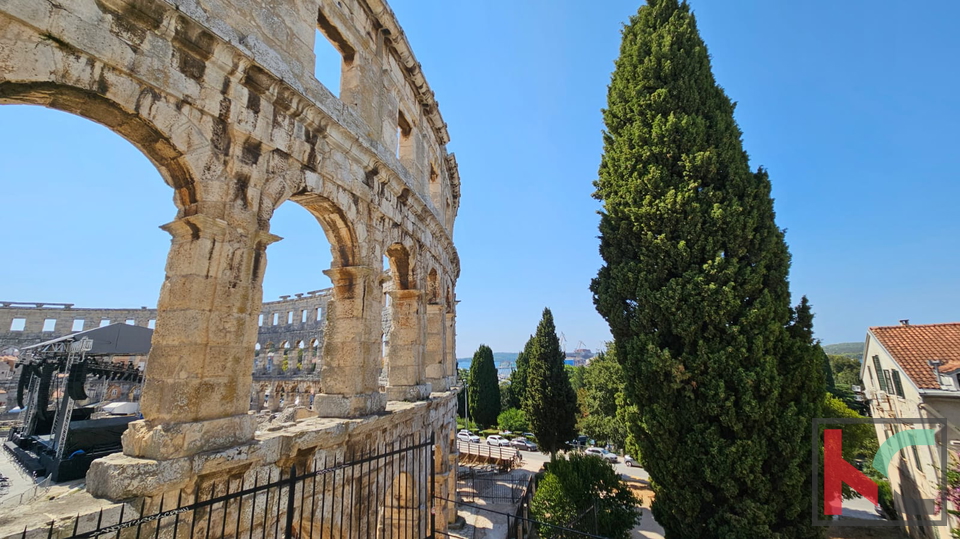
457 430 480 443
584 447 619 463
486 434 510 447
522 432 536 440
509 437 538 451
624 455 639 468
568 435 589 449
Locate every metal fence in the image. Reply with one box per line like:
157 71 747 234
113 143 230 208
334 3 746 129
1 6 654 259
457 469 528 504
23 434 437 539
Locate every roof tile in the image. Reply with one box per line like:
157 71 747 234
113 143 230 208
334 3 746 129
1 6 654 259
870 323 960 390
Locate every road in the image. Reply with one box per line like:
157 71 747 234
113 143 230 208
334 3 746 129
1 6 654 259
515 448 649 480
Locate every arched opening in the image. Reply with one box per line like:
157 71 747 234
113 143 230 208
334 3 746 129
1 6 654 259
427 269 440 305
0 101 178 467
260 195 357 382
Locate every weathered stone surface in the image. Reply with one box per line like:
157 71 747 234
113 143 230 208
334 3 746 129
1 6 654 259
1 0 461 529
0 0 459 452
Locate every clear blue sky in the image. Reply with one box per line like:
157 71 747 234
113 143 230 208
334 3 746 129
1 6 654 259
1 1 957 358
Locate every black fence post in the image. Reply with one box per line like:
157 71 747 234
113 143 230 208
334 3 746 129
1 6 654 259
285 464 297 539
429 431 436 539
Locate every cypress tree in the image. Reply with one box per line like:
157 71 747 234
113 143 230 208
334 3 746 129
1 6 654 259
591 1 823 536
509 336 533 409
523 308 578 459
468 344 500 429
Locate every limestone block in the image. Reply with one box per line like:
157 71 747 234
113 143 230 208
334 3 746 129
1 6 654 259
122 414 256 460
87 453 191 500
313 392 386 418
385 383 431 402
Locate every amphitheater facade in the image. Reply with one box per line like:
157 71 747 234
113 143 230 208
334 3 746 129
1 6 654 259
0 0 462 533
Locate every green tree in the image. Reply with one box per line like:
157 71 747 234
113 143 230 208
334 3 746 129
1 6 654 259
468 345 500 428
524 308 578 459
497 408 529 433
591 2 824 536
456 368 469 419
499 381 513 412
579 348 630 450
830 355 862 387
531 453 641 538
566 365 586 392
509 337 533 408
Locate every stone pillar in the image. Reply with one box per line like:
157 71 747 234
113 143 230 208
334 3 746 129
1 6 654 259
424 304 447 392
384 289 430 401
254 389 265 412
117 214 277 461
444 310 457 388
313 266 387 417
267 389 281 413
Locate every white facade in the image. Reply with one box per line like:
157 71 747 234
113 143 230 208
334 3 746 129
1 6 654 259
861 325 960 539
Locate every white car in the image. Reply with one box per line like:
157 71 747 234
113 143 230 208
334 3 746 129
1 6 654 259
486 434 510 447
585 447 619 463
457 430 480 443
624 455 639 467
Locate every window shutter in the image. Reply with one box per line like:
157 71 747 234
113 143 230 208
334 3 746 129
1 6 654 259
873 355 888 392
892 370 905 398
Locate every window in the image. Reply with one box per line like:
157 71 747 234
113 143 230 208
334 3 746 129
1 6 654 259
148 319 156 329
891 370 905 398
397 109 412 161
872 356 888 392
9 318 25 331
125 319 136 326
72 319 84 332
272 313 279 325
287 311 293 325
100 318 111 327
884 371 895 396
258 314 264 327
912 443 923 471
301 310 307 323
42 318 56 332
313 22 344 97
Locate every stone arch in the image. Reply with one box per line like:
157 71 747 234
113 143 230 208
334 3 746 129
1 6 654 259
0 83 198 214
286 193 360 269
427 268 440 305
384 243 413 290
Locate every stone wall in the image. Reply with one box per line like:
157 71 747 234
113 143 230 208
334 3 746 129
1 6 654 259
0 0 461 520
0 292 333 355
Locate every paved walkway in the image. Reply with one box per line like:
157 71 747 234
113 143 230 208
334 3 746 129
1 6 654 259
0 445 44 510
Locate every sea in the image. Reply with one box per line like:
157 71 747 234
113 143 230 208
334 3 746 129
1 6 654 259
457 352 577 380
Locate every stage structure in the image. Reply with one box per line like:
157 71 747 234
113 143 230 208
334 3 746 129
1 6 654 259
7 323 151 481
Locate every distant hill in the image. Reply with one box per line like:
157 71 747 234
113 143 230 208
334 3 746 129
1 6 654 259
822 342 863 361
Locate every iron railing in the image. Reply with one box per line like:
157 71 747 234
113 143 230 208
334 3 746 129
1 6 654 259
24 434 437 539
457 469 528 504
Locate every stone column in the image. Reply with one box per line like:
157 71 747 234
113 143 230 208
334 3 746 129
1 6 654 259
267 389 281 413
313 266 387 417
117 214 277 461
423 304 447 392
444 310 457 389
384 289 431 401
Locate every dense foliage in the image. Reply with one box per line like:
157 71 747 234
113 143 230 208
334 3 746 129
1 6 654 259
531 453 641 538
579 348 632 451
468 345 500 428
497 407 529 433
829 355 862 387
508 337 533 408
591 1 825 536
523 308 578 458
